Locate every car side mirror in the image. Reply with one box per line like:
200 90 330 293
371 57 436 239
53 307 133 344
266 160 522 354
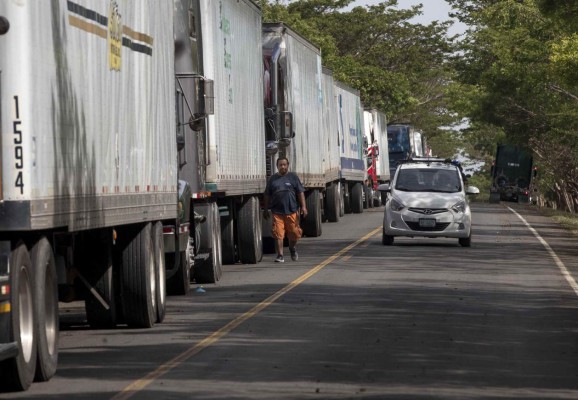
466 186 480 195
377 183 390 193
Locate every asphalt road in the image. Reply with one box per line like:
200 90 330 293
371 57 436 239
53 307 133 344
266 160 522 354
4 202 578 399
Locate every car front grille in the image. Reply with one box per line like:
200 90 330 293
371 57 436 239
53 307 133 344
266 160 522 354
405 221 451 232
408 208 447 215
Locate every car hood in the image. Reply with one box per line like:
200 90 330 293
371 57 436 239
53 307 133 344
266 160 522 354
393 190 465 209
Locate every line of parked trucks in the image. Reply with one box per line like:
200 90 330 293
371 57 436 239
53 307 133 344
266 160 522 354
0 0 400 390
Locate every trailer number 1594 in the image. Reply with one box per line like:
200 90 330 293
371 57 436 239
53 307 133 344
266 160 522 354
13 96 24 194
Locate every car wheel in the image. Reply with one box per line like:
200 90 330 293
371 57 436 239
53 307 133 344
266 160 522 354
382 230 394 245
459 235 471 247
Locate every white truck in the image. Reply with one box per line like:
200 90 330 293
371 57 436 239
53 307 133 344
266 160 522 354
333 82 367 215
0 0 206 390
262 23 325 239
178 0 266 281
320 69 342 222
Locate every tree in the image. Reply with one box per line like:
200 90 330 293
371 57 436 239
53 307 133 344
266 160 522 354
261 0 462 140
448 0 578 212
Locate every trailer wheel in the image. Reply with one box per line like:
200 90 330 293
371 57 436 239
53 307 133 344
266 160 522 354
121 223 156 328
351 183 364 214
166 246 190 296
325 183 340 223
152 222 166 323
343 185 352 214
302 189 322 237
0 244 37 391
338 182 345 217
363 186 370 209
85 233 118 328
221 208 236 264
237 196 263 264
194 203 222 283
373 192 381 207
368 188 375 208
30 238 58 382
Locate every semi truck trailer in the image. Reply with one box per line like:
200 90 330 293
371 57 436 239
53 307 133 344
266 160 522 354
177 0 267 283
0 0 195 390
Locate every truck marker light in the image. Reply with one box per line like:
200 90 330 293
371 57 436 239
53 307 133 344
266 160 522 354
0 301 10 314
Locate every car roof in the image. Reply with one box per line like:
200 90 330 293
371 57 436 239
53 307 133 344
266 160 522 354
398 161 459 171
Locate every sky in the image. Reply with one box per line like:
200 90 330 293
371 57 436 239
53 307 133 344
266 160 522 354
348 0 467 37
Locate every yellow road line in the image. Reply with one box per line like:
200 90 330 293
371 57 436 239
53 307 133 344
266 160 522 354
111 226 381 400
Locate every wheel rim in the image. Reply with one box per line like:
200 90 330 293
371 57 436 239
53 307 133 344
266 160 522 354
45 265 57 355
19 265 34 362
254 199 263 258
158 246 166 305
149 249 156 311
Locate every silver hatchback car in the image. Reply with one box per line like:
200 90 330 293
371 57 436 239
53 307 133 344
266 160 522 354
379 159 479 247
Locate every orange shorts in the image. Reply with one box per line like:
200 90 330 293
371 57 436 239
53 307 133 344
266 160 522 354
271 212 302 241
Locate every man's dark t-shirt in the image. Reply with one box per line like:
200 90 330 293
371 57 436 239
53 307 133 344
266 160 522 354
265 172 305 215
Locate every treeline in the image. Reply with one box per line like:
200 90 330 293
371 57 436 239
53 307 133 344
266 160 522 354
260 0 578 212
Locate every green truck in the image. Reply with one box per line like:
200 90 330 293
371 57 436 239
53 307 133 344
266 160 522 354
489 144 535 203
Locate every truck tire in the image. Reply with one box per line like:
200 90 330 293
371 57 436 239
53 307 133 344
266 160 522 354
0 244 37 391
31 238 59 382
121 223 156 328
152 222 166 323
325 183 340 223
343 185 352 214
351 183 364 214
166 248 190 296
302 189 322 237
221 208 236 264
262 211 276 254
237 196 263 264
363 186 370 209
338 183 345 217
368 189 374 208
194 203 222 283
85 235 118 329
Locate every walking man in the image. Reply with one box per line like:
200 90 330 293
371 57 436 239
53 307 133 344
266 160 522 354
263 157 308 262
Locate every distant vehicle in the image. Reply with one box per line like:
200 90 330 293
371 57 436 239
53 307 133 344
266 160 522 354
363 109 390 207
379 159 479 247
489 145 535 203
387 124 426 177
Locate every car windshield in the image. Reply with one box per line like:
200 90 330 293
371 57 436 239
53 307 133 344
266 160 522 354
395 168 461 193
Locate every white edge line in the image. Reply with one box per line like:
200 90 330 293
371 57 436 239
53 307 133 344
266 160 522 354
507 206 578 296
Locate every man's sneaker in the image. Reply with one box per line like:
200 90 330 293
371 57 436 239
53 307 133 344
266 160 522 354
275 254 284 263
290 248 298 261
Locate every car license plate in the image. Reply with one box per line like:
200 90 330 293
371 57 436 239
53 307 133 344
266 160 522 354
419 218 436 228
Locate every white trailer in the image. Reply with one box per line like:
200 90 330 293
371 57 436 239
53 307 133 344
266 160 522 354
262 23 325 238
334 82 366 214
321 69 342 222
0 0 184 390
413 131 425 157
177 0 266 281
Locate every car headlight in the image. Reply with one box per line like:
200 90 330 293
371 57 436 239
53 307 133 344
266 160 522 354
451 200 466 213
390 197 405 212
